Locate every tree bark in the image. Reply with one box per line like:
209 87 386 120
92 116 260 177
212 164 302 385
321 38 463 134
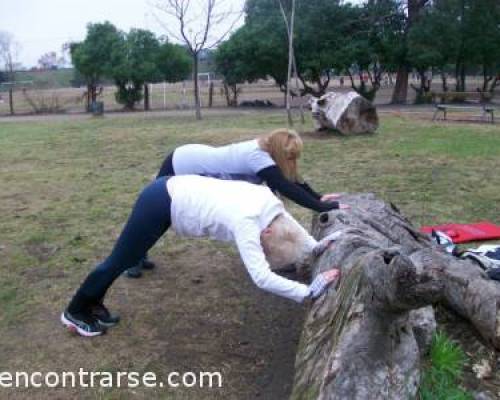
390 0 430 105
291 193 500 399
86 84 91 112
144 83 150 111
8 87 14 115
208 81 214 108
310 92 379 135
192 53 202 120
391 65 409 104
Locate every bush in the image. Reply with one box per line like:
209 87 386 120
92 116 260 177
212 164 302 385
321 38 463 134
22 90 64 114
115 82 143 110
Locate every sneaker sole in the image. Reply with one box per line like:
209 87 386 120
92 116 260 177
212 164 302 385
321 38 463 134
60 313 105 337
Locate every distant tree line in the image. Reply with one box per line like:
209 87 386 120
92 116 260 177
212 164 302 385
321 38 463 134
214 0 500 105
71 22 191 111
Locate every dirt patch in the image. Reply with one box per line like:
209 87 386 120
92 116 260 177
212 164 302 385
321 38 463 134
1 242 305 399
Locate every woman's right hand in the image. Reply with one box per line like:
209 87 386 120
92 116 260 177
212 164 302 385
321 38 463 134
321 268 341 284
309 268 341 299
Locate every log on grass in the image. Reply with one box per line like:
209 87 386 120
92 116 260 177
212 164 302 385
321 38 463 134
291 193 500 400
309 92 379 135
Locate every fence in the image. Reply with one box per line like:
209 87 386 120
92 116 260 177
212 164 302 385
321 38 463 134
0 79 290 117
0 75 497 117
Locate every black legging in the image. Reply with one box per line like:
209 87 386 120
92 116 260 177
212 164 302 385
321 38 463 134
157 151 175 178
68 177 172 313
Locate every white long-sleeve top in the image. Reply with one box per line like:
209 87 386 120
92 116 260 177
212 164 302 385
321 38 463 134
166 175 317 303
172 139 276 184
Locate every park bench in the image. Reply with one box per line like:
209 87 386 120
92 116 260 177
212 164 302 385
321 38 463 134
432 103 495 123
431 90 496 123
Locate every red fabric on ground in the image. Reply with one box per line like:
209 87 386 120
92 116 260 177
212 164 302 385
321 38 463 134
420 222 500 244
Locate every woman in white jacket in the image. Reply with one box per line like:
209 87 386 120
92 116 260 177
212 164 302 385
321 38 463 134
62 175 341 337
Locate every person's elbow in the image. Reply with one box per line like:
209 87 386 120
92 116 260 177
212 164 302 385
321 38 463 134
250 271 273 291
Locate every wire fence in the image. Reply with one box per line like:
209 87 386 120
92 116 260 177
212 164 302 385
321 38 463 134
0 79 290 116
0 75 497 117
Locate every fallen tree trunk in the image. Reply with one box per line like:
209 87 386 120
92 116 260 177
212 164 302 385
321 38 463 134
309 92 379 135
291 193 500 399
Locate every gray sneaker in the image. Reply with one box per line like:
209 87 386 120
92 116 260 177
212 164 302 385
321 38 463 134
61 310 106 337
126 263 143 278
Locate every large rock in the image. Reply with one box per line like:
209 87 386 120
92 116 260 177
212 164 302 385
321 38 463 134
309 91 379 135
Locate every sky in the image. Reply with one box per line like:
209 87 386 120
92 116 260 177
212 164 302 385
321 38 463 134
0 0 246 69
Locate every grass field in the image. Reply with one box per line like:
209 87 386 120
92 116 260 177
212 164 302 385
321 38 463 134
0 110 499 399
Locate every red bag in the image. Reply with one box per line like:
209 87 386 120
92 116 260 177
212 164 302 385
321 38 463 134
420 222 500 244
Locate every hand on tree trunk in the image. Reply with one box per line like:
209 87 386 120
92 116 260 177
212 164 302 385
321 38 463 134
321 193 342 202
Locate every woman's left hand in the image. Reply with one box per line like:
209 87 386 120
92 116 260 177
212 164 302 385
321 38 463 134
321 193 342 202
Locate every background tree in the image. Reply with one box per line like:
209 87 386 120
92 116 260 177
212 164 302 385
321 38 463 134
112 29 161 110
467 0 500 94
408 2 455 97
154 0 242 120
0 31 21 81
408 0 500 97
390 0 430 104
292 0 358 97
243 2 289 93
156 39 191 84
214 28 256 106
0 31 22 115
38 51 59 70
337 0 403 101
70 22 123 111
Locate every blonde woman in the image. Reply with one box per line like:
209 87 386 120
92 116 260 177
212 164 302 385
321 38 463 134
158 128 344 210
127 128 347 278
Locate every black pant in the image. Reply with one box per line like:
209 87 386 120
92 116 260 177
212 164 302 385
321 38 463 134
68 177 172 313
157 151 175 178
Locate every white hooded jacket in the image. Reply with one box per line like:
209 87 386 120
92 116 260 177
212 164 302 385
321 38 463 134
166 175 317 302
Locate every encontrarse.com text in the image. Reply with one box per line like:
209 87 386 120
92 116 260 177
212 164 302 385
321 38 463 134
0 369 222 389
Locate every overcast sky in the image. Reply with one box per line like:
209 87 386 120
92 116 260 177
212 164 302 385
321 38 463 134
1 0 363 69
0 0 246 68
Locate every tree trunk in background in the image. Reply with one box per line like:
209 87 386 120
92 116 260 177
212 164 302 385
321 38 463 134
86 84 92 112
8 87 14 115
391 0 430 104
285 0 296 127
144 83 150 111
291 193 500 399
222 81 231 107
441 71 448 92
391 66 409 105
192 53 202 120
459 64 466 92
208 81 214 108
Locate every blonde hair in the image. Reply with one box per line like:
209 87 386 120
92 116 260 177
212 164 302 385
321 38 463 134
257 129 303 181
261 214 311 269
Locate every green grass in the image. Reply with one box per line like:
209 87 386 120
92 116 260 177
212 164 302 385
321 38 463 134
419 332 472 400
0 110 498 398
